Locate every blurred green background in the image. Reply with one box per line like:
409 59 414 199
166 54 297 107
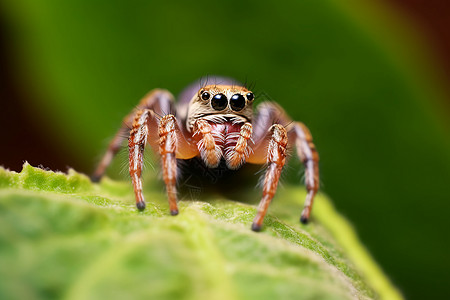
1 0 449 299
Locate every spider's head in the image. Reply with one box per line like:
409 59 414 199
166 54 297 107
186 85 255 129
197 85 255 113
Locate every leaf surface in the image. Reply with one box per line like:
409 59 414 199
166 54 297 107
0 164 402 300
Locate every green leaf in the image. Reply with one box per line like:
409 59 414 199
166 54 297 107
0 163 401 300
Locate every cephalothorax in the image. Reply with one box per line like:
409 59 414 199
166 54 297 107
92 77 319 231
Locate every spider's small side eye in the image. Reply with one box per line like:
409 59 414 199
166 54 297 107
246 92 254 101
201 91 210 100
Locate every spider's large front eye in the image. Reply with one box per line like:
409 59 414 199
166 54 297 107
211 93 228 110
230 94 246 111
201 91 210 100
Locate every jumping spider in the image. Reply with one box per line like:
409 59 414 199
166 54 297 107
92 77 319 231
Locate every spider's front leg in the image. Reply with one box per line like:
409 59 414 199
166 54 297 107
249 124 288 231
248 102 319 230
93 89 197 214
158 115 180 215
287 121 319 223
128 109 152 210
128 111 197 214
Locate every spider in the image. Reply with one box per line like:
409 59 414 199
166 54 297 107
92 77 319 231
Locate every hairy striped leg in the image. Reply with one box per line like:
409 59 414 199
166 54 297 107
251 124 288 231
288 122 320 223
129 111 197 213
158 115 179 215
128 110 152 210
226 122 253 169
193 119 222 168
251 102 320 225
92 89 175 182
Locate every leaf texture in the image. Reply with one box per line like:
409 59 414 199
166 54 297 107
0 164 402 300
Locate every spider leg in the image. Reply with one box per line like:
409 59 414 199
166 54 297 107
287 122 319 224
128 110 197 213
128 109 152 210
93 89 198 214
91 126 130 182
92 89 175 182
158 115 181 215
248 101 319 229
251 124 288 231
